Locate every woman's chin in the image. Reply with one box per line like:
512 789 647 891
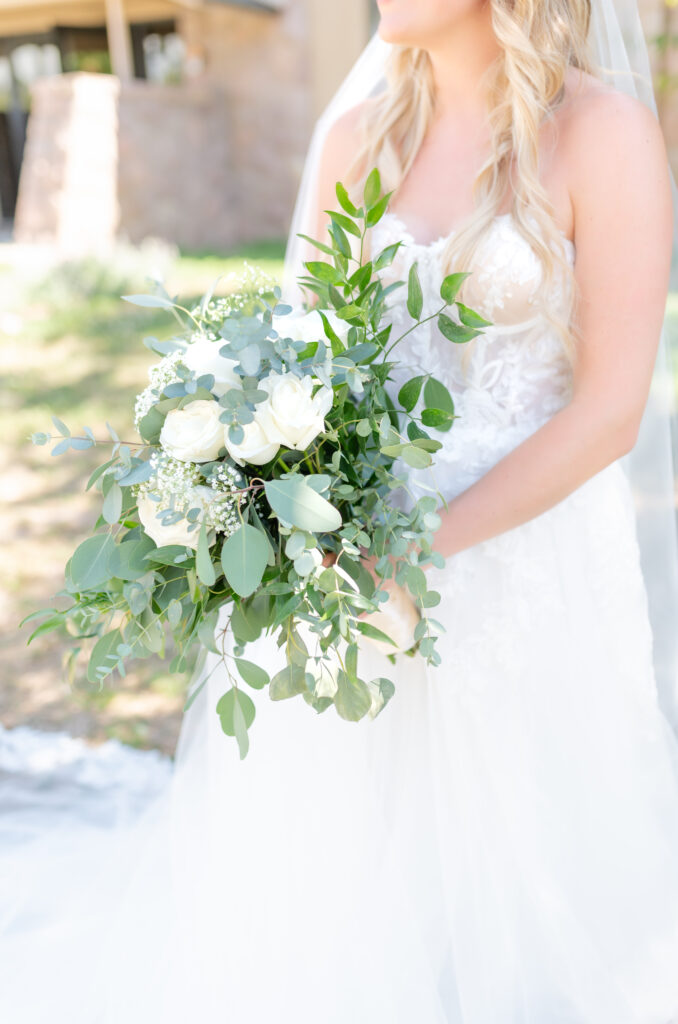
376 17 413 47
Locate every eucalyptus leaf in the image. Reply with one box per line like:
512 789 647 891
232 693 250 759
51 415 71 437
69 534 116 591
216 687 256 739
239 344 261 376
221 524 269 598
334 669 372 722
116 459 154 487
50 439 71 457
264 477 342 533
398 375 425 412
235 658 269 690
196 522 216 587
87 629 123 684
400 446 433 469
102 482 122 525
423 377 454 415
122 293 176 309
421 408 454 429
356 620 398 647
167 599 183 629
269 664 307 700
109 535 156 581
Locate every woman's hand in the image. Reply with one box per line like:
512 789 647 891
321 548 396 596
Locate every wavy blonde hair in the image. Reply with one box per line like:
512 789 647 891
344 0 596 368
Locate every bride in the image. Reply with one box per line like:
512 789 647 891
3 1 678 1021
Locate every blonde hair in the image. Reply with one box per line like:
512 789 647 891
345 0 596 369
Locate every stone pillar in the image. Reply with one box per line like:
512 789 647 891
105 0 134 82
14 73 120 253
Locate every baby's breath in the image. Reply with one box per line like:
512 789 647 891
135 452 247 536
190 261 278 336
134 351 182 428
136 451 200 504
204 462 249 532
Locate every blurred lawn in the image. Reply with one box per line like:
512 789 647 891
0 239 285 756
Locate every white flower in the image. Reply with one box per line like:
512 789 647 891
160 400 224 463
255 371 333 451
137 485 218 550
271 308 350 348
181 333 242 398
223 418 279 467
134 351 182 428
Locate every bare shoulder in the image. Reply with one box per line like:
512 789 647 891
319 98 375 181
553 69 672 310
556 68 670 197
312 99 375 241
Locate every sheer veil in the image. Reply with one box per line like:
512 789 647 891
282 1 678 733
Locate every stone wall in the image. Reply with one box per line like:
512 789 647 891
116 78 234 250
174 1 310 247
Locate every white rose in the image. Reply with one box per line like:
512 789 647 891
271 308 350 348
160 400 224 463
223 418 279 467
360 582 420 657
137 485 217 550
181 334 242 398
255 372 333 451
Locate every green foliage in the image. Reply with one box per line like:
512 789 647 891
27 166 492 758
220 524 269 597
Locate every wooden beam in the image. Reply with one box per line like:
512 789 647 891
0 1 185 37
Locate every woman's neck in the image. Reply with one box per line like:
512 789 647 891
426 7 501 120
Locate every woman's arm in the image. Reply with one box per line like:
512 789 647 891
433 89 674 559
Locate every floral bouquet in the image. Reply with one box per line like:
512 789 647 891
25 169 490 757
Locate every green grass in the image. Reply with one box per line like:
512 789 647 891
0 240 285 755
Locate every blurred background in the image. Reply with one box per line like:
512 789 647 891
1 0 676 757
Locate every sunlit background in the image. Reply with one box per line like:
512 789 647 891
1 0 676 756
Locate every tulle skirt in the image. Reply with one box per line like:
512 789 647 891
2 457 678 1023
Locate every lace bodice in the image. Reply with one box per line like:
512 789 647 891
371 211 577 501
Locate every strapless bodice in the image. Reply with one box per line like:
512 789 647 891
370 211 577 500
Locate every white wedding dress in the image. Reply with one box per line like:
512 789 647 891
3 209 678 1024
